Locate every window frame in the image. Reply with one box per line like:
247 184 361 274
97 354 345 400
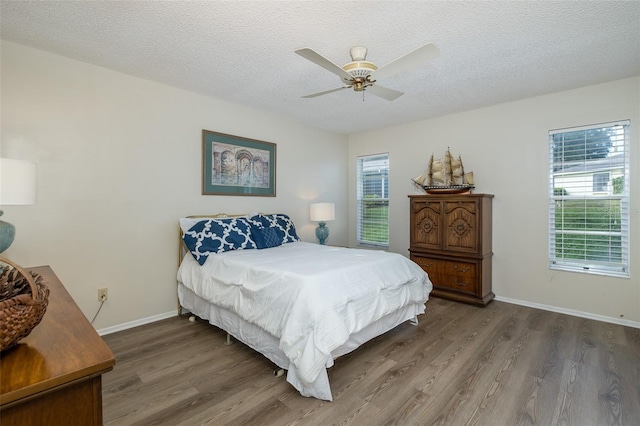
356 153 389 248
548 120 630 278
592 172 609 193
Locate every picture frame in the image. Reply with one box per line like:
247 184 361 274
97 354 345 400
202 130 277 196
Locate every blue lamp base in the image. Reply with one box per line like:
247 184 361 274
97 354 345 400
0 211 16 253
315 222 330 245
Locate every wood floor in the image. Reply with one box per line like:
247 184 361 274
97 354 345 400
101 298 640 425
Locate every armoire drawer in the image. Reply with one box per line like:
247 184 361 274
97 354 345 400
411 256 476 278
431 273 478 295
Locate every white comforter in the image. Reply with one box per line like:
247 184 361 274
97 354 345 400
177 242 432 399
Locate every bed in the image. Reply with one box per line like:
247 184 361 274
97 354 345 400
177 214 432 401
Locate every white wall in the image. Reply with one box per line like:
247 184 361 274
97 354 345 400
1 41 348 330
3 40 637 331
349 77 640 325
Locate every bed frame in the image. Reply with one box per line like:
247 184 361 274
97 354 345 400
176 213 425 400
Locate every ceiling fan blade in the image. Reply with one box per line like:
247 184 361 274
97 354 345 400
295 48 353 81
365 84 404 101
302 86 351 98
369 43 440 81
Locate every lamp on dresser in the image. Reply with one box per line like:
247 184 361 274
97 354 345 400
0 158 37 253
0 158 45 354
310 202 335 245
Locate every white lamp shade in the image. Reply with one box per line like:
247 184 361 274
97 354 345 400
310 202 335 222
0 158 37 205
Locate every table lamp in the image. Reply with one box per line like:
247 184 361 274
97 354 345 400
310 202 335 245
0 158 37 253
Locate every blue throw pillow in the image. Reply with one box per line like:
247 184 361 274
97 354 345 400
183 217 256 265
250 223 282 249
249 214 300 244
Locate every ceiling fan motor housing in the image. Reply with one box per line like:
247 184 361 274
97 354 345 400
341 46 378 87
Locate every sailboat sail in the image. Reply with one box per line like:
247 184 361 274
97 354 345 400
450 155 464 185
412 154 432 186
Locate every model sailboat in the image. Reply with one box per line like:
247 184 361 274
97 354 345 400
413 148 475 194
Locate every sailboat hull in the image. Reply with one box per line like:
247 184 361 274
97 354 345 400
423 185 474 194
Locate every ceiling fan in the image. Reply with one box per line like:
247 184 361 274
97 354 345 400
295 43 439 101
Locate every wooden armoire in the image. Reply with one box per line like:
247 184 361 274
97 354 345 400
409 194 494 306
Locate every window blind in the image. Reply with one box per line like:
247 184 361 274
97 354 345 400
357 153 389 247
548 120 630 277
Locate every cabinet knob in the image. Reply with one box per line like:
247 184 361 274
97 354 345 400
453 278 470 287
454 265 471 273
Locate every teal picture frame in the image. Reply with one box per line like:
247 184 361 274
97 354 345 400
202 130 277 196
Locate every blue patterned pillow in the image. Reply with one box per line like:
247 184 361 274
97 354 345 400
183 218 256 265
249 214 300 244
250 223 282 249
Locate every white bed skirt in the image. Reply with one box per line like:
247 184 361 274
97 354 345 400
178 283 425 400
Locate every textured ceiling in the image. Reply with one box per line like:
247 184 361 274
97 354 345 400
1 1 639 135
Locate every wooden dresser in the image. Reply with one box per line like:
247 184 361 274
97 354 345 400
409 194 494 306
0 266 116 425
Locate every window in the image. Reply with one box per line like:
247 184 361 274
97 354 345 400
357 153 389 247
592 172 609 193
549 120 630 277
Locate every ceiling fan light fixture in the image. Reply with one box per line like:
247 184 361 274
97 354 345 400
342 61 377 80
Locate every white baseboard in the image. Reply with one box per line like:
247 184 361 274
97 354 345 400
96 297 640 336
494 295 640 329
96 310 178 336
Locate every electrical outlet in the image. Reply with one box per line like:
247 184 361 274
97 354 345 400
98 288 108 301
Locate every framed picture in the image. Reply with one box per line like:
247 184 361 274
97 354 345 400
202 130 277 196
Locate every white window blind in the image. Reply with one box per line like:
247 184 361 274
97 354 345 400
357 153 389 247
549 120 630 277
